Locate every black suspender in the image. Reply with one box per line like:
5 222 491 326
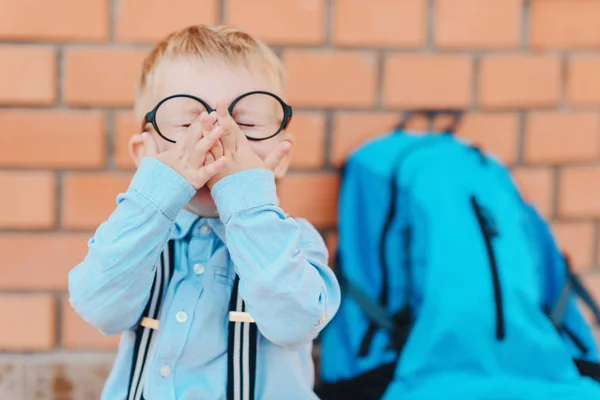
126 240 258 400
127 240 174 400
227 276 258 400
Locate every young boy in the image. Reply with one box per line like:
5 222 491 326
68 24 341 400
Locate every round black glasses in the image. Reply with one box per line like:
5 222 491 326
144 91 293 143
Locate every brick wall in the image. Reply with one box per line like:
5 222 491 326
1 0 600 397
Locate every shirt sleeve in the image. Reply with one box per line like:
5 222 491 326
68 157 195 335
211 169 342 350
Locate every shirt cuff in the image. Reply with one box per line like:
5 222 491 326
128 157 196 220
211 169 279 222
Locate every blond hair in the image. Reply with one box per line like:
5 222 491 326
134 24 286 122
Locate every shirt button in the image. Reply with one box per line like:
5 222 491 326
175 311 188 323
193 263 205 275
200 224 211 235
160 365 171 377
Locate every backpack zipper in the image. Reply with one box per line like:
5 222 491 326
471 196 506 341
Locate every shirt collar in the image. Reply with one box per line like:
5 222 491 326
172 208 226 243
172 208 198 239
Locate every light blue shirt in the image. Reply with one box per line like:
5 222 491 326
68 157 341 400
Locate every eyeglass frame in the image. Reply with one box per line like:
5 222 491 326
143 90 294 143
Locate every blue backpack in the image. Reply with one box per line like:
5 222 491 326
318 112 600 399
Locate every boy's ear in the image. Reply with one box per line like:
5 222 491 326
273 132 294 180
129 133 145 168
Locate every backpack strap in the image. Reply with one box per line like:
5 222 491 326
334 249 395 332
395 109 464 134
127 240 175 400
568 270 600 383
549 272 573 326
227 275 258 400
550 254 600 326
571 274 600 324
545 253 600 382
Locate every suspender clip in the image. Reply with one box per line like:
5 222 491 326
229 311 255 323
140 317 160 330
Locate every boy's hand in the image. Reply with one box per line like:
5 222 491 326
263 139 292 179
142 114 227 190
200 111 225 165
206 102 268 187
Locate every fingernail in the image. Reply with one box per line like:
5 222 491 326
141 132 149 140
282 141 291 150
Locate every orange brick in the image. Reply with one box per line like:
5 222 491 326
435 0 522 49
551 222 595 273
512 168 554 218
116 0 218 42
0 234 90 291
64 48 147 106
456 113 520 165
383 54 473 109
531 0 600 49
62 173 132 229
332 0 427 47
0 172 56 229
0 0 108 41
479 54 561 109
0 110 105 169
227 0 325 45
0 294 55 351
115 112 138 170
284 51 377 108
567 55 600 107
62 297 119 350
279 174 338 228
524 112 600 165
288 112 326 169
0 46 56 105
331 112 398 166
581 274 600 310
559 166 600 218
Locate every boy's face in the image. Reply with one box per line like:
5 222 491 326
130 58 294 215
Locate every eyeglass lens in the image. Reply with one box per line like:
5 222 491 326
154 93 285 142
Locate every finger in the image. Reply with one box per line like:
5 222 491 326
201 111 216 134
208 138 224 160
142 132 159 157
196 125 224 156
195 156 227 185
264 140 292 172
204 152 215 166
183 114 208 167
215 102 238 151
181 113 205 150
193 112 217 167
208 110 218 126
